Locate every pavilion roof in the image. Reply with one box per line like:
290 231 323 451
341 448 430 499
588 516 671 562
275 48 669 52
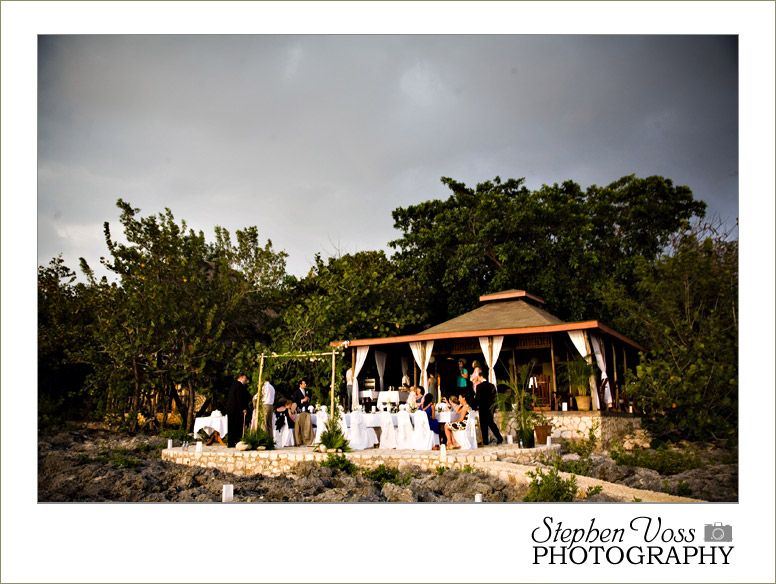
418 298 565 335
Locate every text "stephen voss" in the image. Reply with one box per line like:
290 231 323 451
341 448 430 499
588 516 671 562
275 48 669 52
532 516 733 565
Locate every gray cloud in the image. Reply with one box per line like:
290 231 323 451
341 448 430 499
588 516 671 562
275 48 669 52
38 34 738 278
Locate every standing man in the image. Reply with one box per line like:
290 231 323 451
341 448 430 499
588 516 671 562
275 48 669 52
293 379 314 446
261 381 275 437
472 367 503 446
226 374 250 447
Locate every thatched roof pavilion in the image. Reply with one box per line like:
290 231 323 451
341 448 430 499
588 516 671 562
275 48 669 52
332 290 645 412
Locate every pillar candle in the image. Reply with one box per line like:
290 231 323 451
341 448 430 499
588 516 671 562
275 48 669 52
222 484 233 502
167 439 173 449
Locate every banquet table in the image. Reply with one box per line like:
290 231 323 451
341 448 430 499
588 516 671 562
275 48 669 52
376 391 401 408
311 411 461 428
193 414 229 445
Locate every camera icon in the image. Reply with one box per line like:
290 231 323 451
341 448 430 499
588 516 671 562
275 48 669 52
704 522 733 542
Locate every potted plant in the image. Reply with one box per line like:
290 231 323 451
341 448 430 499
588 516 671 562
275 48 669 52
532 410 553 446
495 364 537 447
561 356 596 411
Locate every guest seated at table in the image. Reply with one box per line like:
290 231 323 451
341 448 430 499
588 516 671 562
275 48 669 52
444 393 471 450
420 393 440 438
416 386 425 408
407 386 419 411
274 398 297 432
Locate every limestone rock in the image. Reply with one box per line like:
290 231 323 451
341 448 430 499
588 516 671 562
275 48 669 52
235 441 251 451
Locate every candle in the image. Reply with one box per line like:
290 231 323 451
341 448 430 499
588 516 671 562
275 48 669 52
629 405 633 413
546 435 552 446
562 402 568 412
440 444 446 457
222 484 233 502
474 494 483 502
195 441 203 452
167 439 173 449
507 435 513 445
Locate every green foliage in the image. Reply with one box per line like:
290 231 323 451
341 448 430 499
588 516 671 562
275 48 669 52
585 485 603 497
609 444 703 475
564 419 600 458
676 480 692 497
241 427 276 450
391 174 705 324
523 467 578 502
435 465 448 476
632 497 643 502
600 222 737 442
462 464 475 474
158 425 191 441
361 464 411 489
320 453 358 475
559 356 596 396
541 451 592 477
318 405 351 452
494 365 540 447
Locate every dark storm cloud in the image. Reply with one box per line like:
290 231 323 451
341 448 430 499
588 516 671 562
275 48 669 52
38 34 738 277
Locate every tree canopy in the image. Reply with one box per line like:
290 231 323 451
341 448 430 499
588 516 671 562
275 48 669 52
390 174 706 328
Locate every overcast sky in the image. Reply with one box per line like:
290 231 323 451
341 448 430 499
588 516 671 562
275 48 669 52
38 34 738 279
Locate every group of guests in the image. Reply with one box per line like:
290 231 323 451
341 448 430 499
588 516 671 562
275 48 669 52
225 362 504 449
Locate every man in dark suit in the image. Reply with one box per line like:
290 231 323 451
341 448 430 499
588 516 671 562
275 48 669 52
472 367 503 445
292 379 314 445
226 374 250 447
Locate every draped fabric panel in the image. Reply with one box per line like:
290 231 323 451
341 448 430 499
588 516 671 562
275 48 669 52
401 357 409 386
567 331 600 410
374 350 387 391
478 336 504 384
409 341 435 390
590 335 612 406
352 346 370 410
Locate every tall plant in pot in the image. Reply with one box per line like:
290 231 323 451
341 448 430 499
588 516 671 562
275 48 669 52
495 364 537 447
561 356 596 411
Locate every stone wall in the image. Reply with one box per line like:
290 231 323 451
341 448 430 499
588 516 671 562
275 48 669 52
494 411 644 450
161 444 560 476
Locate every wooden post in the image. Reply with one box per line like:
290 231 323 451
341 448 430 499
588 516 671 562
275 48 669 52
612 339 619 410
413 361 417 388
550 335 558 409
330 350 336 410
582 331 598 410
352 348 356 408
255 354 265 432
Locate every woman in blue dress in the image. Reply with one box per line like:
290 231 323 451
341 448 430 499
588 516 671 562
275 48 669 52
420 393 440 436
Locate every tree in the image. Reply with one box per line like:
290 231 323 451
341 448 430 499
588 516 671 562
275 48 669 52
600 221 738 443
38 256 96 423
269 250 427 399
78 199 287 431
390 174 706 324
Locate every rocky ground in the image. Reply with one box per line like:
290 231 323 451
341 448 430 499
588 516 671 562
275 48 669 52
38 428 737 502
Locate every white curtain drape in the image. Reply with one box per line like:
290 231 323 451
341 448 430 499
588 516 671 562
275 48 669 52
352 346 370 409
409 341 435 390
567 331 600 410
401 357 409 385
590 335 612 407
374 350 387 391
478 336 504 384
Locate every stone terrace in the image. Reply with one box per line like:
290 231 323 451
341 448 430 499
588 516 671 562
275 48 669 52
161 443 698 502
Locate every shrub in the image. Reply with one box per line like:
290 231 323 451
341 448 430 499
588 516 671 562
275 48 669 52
361 464 411 489
241 427 276 450
159 425 191 442
609 443 703 475
320 453 358 475
462 465 475 474
563 419 599 458
585 485 603 497
523 467 577 502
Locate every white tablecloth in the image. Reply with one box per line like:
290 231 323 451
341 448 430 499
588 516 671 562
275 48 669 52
193 415 228 437
312 413 397 428
358 390 379 400
376 391 400 407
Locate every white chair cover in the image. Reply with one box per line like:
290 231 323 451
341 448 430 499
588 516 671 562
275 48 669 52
453 410 478 450
338 414 349 441
313 411 328 444
379 410 397 449
273 413 295 448
412 410 437 450
396 406 414 449
366 427 379 448
349 409 369 450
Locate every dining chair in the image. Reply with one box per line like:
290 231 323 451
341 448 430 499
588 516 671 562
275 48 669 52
412 409 437 450
379 410 397 449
